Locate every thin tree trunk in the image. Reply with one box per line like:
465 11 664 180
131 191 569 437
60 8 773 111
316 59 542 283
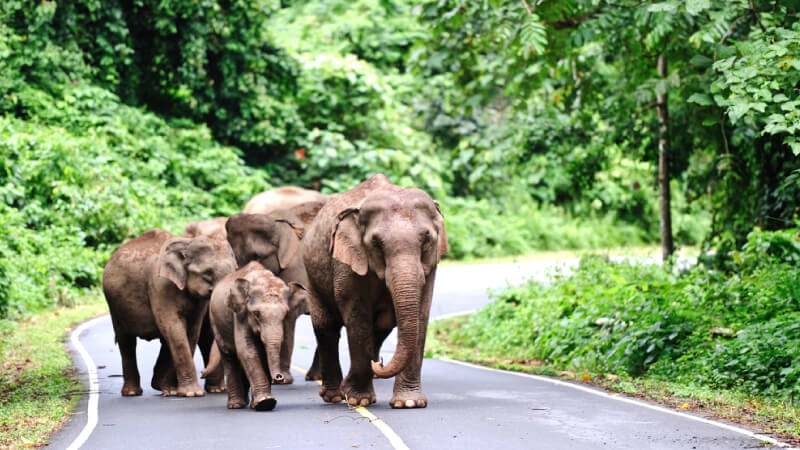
657 53 674 261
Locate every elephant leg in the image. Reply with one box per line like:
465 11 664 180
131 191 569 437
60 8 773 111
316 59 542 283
117 334 142 396
162 319 205 397
235 330 275 411
151 340 177 396
311 309 344 403
305 347 322 381
198 315 225 392
341 312 377 407
390 273 435 409
222 351 248 409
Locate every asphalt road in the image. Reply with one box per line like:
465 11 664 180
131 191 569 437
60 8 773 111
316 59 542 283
50 258 789 449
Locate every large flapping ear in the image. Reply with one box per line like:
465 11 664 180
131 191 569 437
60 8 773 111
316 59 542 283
275 216 304 270
286 282 309 315
434 201 450 260
227 278 249 319
159 239 190 290
330 207 368 276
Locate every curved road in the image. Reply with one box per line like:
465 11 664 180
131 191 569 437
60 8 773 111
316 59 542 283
50 259 789 449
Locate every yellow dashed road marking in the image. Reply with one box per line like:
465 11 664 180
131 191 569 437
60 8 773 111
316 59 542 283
291 365 411 450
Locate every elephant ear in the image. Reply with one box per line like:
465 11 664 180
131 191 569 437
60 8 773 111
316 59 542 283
275 216 304 270
330 208 368 276
286 281 309 316
434 201 450 259
227 278 249 319
159 239 189 290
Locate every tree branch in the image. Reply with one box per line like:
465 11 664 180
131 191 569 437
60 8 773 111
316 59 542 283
748 0 767 32
720 14 749 45
544 8 601 29
521 0 533 16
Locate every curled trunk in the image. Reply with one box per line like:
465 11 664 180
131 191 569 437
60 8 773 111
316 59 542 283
372 263 422 379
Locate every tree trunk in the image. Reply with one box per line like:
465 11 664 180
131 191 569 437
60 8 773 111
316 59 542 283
657 53 674 262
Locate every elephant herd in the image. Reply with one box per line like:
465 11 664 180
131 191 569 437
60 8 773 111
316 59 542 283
102 174 449 411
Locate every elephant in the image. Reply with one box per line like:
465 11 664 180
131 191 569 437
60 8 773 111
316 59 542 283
243 186 329 215
302 174 449 409
184 217 228 241
182 216 229 393
208 261 308 410
102 229 237 397
223 200 326 382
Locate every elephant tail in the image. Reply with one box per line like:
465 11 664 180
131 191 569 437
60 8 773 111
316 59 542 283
201 341 222 378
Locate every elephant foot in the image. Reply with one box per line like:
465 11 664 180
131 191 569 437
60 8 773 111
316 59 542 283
318 385 344 403
305 372 322 381
342 379 376 407
121 384 143 396
272 372 294 385
390 390 427 409
227 399 247 409
177 382 205 397
251 393 277 411
205 382 226 393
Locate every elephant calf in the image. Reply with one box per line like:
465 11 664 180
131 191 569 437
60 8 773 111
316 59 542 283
102 229 237 397
209 261 307 410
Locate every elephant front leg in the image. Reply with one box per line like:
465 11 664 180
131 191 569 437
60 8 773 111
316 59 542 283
162 321 205 397
311 314 344 403
117 334 143 396
341 313 378 407
221 351 248 409
235 327 276 411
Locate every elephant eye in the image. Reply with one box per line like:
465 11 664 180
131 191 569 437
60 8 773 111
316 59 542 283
203 270 214 282
371 235 383 250
422 231 432 245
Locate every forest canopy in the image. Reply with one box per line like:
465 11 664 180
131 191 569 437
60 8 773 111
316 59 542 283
0 0 798 317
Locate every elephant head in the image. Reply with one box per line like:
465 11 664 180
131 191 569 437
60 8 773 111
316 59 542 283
331 188 449 378
158 236 238 299
227 263 308 383
225 212 304 275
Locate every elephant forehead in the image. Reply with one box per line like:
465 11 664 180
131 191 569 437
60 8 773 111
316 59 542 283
249 271 286 291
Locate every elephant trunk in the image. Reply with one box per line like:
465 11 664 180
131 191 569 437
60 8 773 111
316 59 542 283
372 257 422 379
263 329 284 384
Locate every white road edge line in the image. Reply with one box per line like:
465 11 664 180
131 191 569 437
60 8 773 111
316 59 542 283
437 357 793 448
65 315 108 450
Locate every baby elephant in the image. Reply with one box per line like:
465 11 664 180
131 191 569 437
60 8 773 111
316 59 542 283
209 261 307 410
102 229 237 397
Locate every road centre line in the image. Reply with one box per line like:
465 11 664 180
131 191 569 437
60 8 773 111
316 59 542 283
65 315 108 450
290 364 411 450
437 357 793 449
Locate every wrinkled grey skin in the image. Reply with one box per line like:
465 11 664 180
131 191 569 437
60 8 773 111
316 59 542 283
243 186 329 215
208 262 307 410
223 201 325 382
302 174 449 409
102 229 237 397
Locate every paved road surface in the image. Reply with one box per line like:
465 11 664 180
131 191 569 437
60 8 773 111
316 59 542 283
50 259 788 449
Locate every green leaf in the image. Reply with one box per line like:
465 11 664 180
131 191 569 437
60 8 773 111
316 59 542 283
685 0 710 15
648 1 679 13
687 93 713 106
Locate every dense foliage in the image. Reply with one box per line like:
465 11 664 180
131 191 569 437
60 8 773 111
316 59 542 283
1 0 798 320
450 228 800 397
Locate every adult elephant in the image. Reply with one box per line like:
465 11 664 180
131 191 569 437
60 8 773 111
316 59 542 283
209 261 308 410
224 200 326 382
243 186 329 215
102 229 237 397
302 174 449 409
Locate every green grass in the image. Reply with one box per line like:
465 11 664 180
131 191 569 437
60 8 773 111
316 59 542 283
0 292 108 449
426 315 800 444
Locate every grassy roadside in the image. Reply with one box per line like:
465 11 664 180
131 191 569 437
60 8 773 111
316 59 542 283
0 293 108 449
426 315 800 446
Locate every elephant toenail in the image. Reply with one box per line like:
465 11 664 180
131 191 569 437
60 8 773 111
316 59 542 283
405 400 415 408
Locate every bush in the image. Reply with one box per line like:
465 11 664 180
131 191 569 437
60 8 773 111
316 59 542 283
453 228 800 397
